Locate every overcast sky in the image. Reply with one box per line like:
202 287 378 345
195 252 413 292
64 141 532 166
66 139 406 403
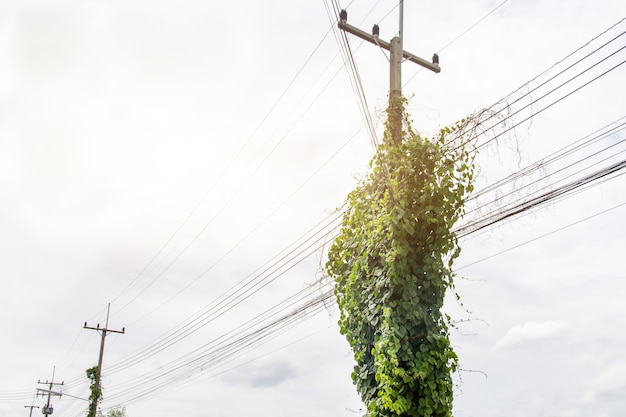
1 1 625 417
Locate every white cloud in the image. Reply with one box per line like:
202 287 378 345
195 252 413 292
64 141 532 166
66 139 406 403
580 361 626 405
221 358 297 388
493 320 569 350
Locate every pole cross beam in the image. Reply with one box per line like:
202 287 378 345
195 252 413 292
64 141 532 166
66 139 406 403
337 8 441 144
24 405 40 417
337 19 441 74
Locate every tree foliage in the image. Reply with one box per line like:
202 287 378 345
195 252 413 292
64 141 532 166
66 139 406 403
97 407 127 417
326 100 475 417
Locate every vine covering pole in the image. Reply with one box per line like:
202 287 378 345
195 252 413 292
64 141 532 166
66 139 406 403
326 107 478 417
337 4 440 144
329 5 478 417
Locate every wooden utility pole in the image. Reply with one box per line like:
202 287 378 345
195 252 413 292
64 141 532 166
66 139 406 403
338 2 440 144
36 367 63 416
84 304 125 417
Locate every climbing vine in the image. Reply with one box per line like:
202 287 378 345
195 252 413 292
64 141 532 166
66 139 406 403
326 100 475 417
86 366 101 417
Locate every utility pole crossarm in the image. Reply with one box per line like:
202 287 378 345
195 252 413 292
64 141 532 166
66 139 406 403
338 18 441 73
24 405 40 417
83 322 125 334
337 6 441 145
36 388 62 397
37 388 89 402
338 19 392 48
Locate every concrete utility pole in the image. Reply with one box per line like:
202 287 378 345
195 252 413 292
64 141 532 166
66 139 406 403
338 1 440 144
36 367 63 416
84 304 125 417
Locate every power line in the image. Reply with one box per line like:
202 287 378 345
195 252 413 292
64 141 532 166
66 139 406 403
100 286 335 406
111 28 359 325
438 0 509 54
462 131 626 220
455 159 626 237
404 0 512 87
96 213 340 376
456 201 626 271
466 116 626 203
325 0 380 149
472 56 626 153
109 16 344 316
445 30 626 154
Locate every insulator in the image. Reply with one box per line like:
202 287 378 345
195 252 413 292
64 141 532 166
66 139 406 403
372 24 380 37
339 9 347 22
432 53 439 65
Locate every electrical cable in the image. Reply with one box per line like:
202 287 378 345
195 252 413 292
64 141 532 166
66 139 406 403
455 159 626 237
109 17 343 317
470 55 626 153
456 201 626 271
466 116 626 202
403 0 511 88
462 135 626 220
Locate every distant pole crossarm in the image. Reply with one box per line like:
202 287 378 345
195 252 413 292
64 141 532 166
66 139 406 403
36 368 64 417
37 388 89 402
36 388 62 397
23 405 40 417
